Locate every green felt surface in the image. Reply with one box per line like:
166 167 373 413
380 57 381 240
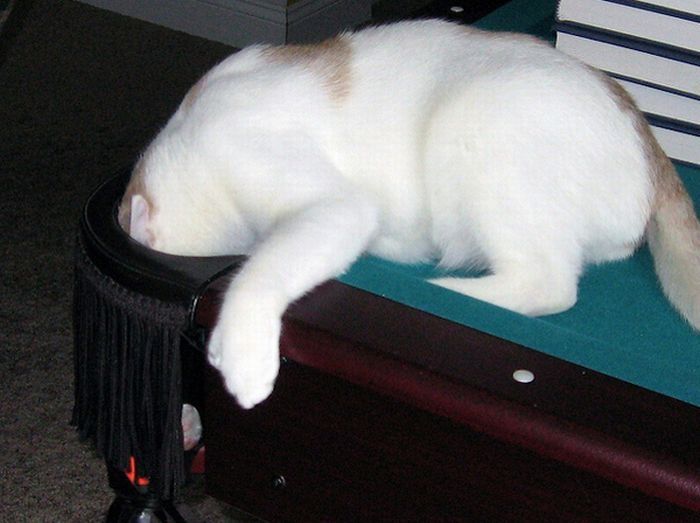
477 0 557 38
338 0 700 407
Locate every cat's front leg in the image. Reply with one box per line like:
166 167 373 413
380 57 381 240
208 288 283 409
209 195 379 408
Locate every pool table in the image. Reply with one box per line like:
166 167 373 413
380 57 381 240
197 165 700 520
196 1 700 520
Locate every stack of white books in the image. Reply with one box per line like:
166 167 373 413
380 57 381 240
556 0 700 166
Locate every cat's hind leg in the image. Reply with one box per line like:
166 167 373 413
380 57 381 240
430 257 579 317
425 122 583 317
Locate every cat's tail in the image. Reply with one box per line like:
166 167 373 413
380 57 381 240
647 155 700 330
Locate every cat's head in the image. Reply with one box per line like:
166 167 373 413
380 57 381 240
118 152 247 256
118 132 258 256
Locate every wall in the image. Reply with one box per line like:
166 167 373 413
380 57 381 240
77 0 372 47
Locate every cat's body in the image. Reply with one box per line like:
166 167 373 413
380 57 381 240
120 20 700 408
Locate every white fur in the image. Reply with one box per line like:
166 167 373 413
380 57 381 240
123 21 689 408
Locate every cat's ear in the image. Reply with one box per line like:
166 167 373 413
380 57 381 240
130 194 154 247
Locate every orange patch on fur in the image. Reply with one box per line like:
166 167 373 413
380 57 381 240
262 36 352 102
599 72 679 214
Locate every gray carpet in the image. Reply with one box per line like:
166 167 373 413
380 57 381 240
0 0 239 519
0 1 435 520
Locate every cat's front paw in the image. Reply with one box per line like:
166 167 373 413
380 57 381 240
207 310 282 409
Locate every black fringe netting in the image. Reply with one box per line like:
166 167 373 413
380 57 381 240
71 233 190 500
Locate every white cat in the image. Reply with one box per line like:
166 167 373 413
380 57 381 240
119 20 700 409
